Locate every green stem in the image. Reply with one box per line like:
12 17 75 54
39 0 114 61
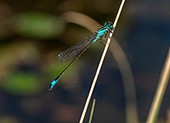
88 99 96 123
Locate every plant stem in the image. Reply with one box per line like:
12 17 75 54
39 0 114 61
146 48 170 123
110 38 139 123
88 99 96 123
79 0 126 123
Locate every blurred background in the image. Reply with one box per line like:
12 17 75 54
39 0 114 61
0 0 169 123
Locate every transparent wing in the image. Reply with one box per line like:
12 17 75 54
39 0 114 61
57 33 97 62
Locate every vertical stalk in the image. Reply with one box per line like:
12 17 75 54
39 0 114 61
88 99 96 123
79 0 126 123
146 48 170 123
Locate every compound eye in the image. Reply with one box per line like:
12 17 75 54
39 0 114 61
104 21 108 26
110 25 113 29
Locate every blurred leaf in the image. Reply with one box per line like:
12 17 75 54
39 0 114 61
0 116 20 123
15 12 65 38
3 72 41 95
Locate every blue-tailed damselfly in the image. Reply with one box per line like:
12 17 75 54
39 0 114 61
48 21 113 91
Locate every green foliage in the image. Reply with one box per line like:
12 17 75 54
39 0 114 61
3 72 41 95
15 12 65 38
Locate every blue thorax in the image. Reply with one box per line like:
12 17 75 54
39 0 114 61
93 22 113 43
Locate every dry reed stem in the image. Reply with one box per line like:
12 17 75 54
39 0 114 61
110 39 139 123
146 48 170 123
79 0 126 123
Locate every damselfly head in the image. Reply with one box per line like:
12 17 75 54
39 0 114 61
104 21 113 30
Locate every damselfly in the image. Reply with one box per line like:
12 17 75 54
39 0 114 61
48 21 113 91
